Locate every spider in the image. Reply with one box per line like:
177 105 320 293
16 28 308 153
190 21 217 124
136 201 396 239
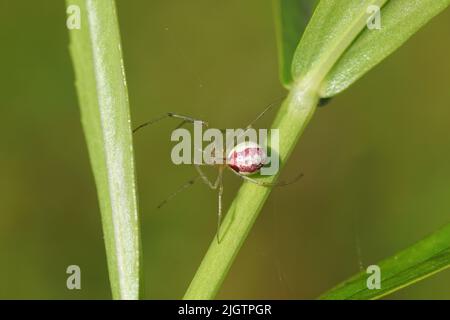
133 101 302 243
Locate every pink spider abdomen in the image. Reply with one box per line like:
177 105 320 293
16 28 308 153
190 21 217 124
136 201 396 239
227 142 267 175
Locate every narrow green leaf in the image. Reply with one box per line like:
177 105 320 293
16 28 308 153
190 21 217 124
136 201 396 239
320 223 450 300
322 0 450 97
291 0 388 86
273 0 318 88
66 0 142 299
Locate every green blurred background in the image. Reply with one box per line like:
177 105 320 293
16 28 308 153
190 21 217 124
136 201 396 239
0 0 449 299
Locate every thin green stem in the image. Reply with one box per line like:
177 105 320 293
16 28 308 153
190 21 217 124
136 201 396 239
184 80 319 299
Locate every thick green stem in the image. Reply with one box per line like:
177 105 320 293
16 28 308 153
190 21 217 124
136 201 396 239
67 0 142 299
184 80 319 299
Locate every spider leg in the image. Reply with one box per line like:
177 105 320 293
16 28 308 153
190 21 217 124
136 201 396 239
227 166 303 187
195 164 222 189
217 169 224 243
225 97 286 150
157 176 201 209
222 97 285 144
133 112 208 133
195 164 225 243
244 97 285 129
235 96 286 140
156 164 222 209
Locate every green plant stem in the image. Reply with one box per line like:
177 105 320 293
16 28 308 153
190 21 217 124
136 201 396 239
67 0 142 299
184 80 319 299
